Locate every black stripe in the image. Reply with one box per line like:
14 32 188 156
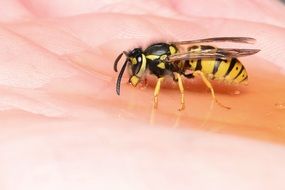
213 59 222 74
233 65 244 80
195 59 202 71
224 58 237 77
240 75 248 83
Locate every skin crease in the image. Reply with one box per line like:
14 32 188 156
0 0 285 189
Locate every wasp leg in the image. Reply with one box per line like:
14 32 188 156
172 73 178 82
174 73 185 111
193 71 231 109
153 77 164 109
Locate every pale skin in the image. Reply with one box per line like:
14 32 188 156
0 0 285 190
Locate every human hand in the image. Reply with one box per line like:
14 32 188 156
0 0 285 189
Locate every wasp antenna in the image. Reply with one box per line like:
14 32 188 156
116 59 128 95
114 52 124 72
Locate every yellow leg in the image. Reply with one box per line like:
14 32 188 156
174 73 185 111
193 71 231 109
153 77 164 109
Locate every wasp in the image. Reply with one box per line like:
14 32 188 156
114 37 260 110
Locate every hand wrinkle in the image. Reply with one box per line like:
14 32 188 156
0 87 66 117
0 26 78 88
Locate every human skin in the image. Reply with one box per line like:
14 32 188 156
0 0 285 189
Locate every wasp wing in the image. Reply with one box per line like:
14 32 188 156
170 37 256 45
167 48 260 62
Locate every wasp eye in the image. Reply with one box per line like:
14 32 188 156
132 63 139 74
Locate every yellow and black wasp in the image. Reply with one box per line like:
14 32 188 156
114 37 260 110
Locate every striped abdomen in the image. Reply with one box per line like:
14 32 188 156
186 58 248 84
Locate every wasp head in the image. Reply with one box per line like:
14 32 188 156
127 48 147 87
114 48 147 95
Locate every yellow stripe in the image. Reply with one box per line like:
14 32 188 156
234 69 248 83
157 62 165 69
225 61 243 81
146 55 160 60
201 59 215 75
160 54 167 60
136 54 147 77
213 60 231 80
169 46 177 55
